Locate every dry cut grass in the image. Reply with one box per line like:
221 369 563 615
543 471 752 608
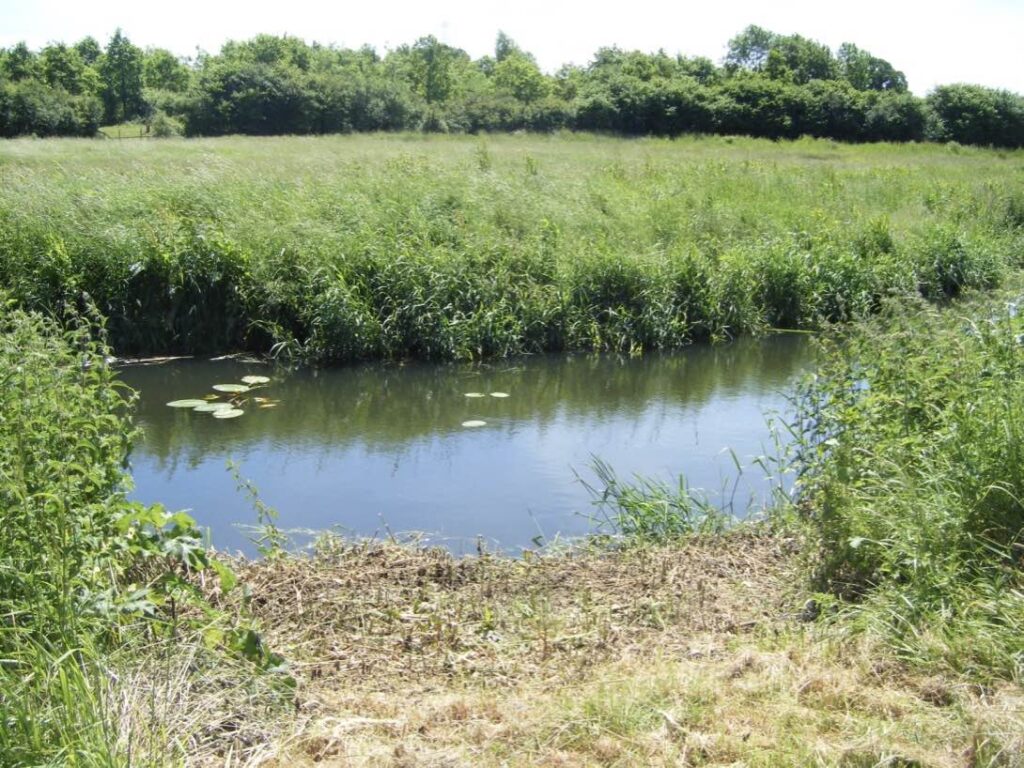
175 533 1024 767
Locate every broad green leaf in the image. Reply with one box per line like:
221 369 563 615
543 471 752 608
211 559 238 592
213 408 245 419
167 399 207 408
462 419 486 427
241 375 270 385
193 402 233 412
213 384 250 393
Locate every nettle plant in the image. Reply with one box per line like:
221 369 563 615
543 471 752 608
0 301 281 670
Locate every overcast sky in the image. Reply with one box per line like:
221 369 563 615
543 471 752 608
3 0 1022 95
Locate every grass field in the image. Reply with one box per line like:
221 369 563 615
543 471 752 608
1 133 1022 361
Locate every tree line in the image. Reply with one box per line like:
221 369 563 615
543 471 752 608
2 25 1023 147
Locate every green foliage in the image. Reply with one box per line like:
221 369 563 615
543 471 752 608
149 109 183 137
0 304 285 764
793 295 1024 679
142 48 190 92
584 458 732 543
3 26 1024 146
1 134 1021 363
927 83 1024 148
0 78 101 137
98 29 145 124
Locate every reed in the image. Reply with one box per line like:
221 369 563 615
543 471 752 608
1 133 1021 362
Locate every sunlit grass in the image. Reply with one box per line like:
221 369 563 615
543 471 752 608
1 133 1021 361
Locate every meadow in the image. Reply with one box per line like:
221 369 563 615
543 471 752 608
1 132 1022 362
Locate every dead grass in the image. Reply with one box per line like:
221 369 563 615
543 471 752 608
231 531 794 691
181 533 1022 767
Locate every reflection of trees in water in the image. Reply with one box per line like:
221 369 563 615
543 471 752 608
124 335 811 464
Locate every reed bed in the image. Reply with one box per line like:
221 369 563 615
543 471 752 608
2 133 1022 362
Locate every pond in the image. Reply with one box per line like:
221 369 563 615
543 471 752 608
120 335 813 555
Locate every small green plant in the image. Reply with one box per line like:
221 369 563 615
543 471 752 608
228 459 288 556
582 458 732 543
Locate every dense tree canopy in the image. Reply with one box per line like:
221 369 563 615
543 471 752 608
1 26 1022 147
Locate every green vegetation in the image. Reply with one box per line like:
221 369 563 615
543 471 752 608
2 126 1023 761
592 286 1024 688
3 26 1024 145
2 133 1022 364
794 290 1024 681
0 304 287 765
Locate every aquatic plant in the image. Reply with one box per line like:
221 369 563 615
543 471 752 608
166 375 276 419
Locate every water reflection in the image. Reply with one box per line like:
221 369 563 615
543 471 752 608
122 335 812 554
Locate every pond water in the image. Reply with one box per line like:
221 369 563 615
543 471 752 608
120 336 812 555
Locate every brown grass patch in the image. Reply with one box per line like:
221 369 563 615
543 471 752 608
181 534 1023 766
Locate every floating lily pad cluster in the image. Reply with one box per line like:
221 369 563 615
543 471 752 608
460 390 510 427
167 374 279 420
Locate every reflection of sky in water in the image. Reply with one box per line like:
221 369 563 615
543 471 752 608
122 337 812 555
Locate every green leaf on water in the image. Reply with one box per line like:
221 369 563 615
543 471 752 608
193 402 233 412
213 408 245 419
213 384 250 393
167 399 208 408
489 392 510 398
241 375 270 385
462 420 486 428
464 392 485 398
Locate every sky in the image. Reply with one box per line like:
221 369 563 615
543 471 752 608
2 0 1023 95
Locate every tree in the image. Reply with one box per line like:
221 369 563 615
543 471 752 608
143 48 190 92
41 43 85 93
495 31 519 63
837 43 907 92
725 25 777 72
493 52 549 103
99 29 145 122
74 37 102 66
927 84 1024 147
2 42 39 81
387 36 466 105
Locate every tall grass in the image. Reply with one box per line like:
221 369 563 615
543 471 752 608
793 291 1024 681
1 134 1022 362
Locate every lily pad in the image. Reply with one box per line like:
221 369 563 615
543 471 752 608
461 420 487 428
212 408 245 419
167 399 208 408
193 402 233 413
464 392 486 398
212 384 250 394
489 392 510 398
241 375 270 385
258 403 278 409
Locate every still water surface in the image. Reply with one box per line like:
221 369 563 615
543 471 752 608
121 336 812 555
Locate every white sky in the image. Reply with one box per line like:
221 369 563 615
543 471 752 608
2 0 1022 95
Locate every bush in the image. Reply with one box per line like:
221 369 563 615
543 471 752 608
149 109 182 137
